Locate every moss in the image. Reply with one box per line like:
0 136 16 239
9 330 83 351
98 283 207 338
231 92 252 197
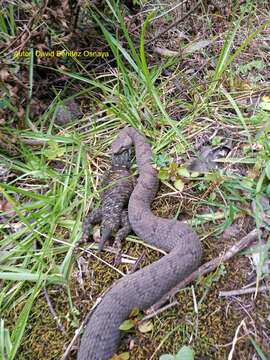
6 199 269 360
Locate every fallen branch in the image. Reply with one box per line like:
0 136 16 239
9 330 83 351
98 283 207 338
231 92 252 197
219 285 269 297
146 228 260 314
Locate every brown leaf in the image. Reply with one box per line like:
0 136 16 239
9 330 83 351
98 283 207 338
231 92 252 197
93 227 100 242
153 47 179 57
183 39 212 54
0 68 10 81
0 200 16 217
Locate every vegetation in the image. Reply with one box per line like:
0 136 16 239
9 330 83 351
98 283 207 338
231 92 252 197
0 1 269 359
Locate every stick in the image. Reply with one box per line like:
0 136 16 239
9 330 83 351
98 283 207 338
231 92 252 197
141 300 178 322
219 285 269 297
5 0 49 55
146 228 260 314
129 250 145 273
43 287 66 333
61 281 117 360
60 297 102 360
228 319 245 360
60 312 92 360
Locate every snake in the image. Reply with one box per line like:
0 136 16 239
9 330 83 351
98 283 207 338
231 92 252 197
77 127 202 359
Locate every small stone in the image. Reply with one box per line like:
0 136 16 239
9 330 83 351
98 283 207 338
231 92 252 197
55 99 82 125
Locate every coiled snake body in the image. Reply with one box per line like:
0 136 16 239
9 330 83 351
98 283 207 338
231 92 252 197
77 127 202 359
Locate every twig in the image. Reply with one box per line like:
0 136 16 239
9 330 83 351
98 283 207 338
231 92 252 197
141 300 178 322
228 319 246 360
152 0 188 21
4 0 49 56
146 228 260 314
20 138 47 146
61 282 116 360
219 285 269 297
60 297 102 360
43 287 66 333
145 1 201 46
129 250 145 273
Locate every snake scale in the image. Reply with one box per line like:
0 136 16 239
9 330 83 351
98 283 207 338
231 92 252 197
77 127 202 359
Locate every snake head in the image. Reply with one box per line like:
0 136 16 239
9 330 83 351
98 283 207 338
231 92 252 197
111 133 132 155
111 148 131 169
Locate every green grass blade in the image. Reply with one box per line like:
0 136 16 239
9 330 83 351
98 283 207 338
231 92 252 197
9 284 40 360
220 86 251 145
249 337 268 360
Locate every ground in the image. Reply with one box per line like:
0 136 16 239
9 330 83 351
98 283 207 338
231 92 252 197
0 1 269 360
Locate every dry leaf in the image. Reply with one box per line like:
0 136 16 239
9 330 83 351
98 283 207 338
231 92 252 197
153 47 179 57
138 320 153 333
260 96 270 111
0 200 16 217
183 39 212 54
0 68 10 81
93 227 100 242
188 145 230 173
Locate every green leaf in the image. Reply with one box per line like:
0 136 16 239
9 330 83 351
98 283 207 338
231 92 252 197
241 178 254 190
0 98 8 109
155 154 169 167
190 171 200 178
177 167 190 177
159 355 176 360
9 285 40 360
119 319 135 331
0 272 65 284
175 346 194 360
169 162 178 175
265 160 270 180
0 319 11 359
117 352 130 360
129 307 140 317
209 192 216 201
159 168 169 181
211 136 223 146
111 353 130 360
266 183 270 197
44 140 65 160
174 179 185 192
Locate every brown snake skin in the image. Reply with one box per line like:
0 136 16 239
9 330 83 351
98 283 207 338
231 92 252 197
77 127 202 359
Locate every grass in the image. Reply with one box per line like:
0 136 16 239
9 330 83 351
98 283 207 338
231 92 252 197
0 0 270 359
